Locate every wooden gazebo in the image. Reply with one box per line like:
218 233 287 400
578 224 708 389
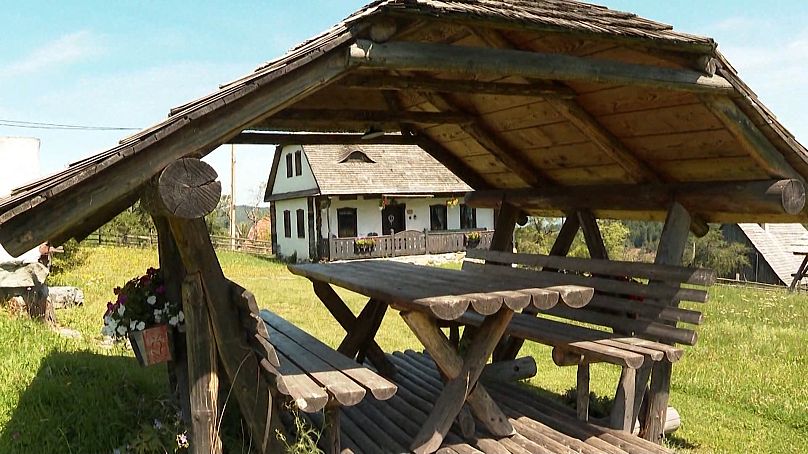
1 1 806 453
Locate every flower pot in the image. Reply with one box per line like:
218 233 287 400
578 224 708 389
129 324 173 367
466 238 480 249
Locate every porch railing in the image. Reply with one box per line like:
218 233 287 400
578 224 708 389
322 230 494 261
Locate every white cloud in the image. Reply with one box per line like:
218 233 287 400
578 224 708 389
0 31 103 79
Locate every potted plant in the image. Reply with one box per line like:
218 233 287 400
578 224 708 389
354 237 375 254
465 231 481 249
102 267 185 366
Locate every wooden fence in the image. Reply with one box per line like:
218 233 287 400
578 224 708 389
323 230 494 261
85 233 273 256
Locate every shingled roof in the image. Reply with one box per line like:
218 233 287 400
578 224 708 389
267 144 472 201
1 0 806 256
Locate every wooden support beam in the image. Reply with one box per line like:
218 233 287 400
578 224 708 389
269 108 472 125
183 273 222 454
464 179 806 218
229 132 417 146
349 39 734 94
577 210 608 260
577 362 590 422
421 91 551 187
169 217 273 452
655 202 692 269
341 74 576 98
703 96 803 181
490 202 520 253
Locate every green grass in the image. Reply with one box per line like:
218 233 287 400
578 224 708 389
0 245 806 453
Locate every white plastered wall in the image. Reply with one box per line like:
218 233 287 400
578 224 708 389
273 198 310 261
271 145 318 195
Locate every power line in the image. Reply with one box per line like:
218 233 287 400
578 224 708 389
0 119 140 131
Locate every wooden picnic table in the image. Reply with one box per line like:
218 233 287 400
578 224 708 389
288 260 594 454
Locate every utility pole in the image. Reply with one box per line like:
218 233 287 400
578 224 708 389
229 144 236 251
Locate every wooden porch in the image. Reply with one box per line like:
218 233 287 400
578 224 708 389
285 350 673 454
323 230 494 261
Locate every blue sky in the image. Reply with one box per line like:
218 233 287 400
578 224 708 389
1 1 806 204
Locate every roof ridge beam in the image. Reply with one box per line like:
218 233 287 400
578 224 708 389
348 39 733 94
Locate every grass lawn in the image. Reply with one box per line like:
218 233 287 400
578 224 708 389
0 245 805 453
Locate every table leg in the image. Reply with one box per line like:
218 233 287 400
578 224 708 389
337 298 387 363
311 281 395 377
402 309 515 454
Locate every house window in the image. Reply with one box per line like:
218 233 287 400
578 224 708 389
430 204 448 231
460 204 477 229
296 209 305 238
294 151 302 176
283 210 291 238
337 208 358 238
285 154 293 178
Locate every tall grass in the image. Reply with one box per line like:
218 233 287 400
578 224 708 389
0 245 805 453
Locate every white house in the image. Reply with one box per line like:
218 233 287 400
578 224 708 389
0 137 42 263
265 144 495 261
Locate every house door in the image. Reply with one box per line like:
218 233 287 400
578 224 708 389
381 204 406 235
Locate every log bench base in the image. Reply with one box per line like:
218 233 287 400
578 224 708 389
282 351 673 454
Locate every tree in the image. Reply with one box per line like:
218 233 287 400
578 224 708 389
515 217 628 259
97 202 154 237
685 227 750 276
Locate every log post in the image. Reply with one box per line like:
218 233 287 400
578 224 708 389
640 201 692 443
183 273 222 453
145 158 273 452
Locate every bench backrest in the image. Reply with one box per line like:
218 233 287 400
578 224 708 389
463 249 716 346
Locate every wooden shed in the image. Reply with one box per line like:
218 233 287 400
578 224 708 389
0 1 806 453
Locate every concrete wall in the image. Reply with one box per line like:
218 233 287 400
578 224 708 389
320 195 494 238
271 145 318 195
273 197 310 261
0 137 41 263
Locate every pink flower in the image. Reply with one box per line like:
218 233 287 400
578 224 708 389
139 275 150 285
156 285 165 295
104 302 115 316
117 293 127 305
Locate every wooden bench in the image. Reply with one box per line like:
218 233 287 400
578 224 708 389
460 249 716 438
256 309 397 453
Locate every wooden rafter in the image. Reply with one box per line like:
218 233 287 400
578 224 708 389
420 91 551 187
464 179 806 218
229 132 418 145
703 95 803 182
348 39 734 94
341 74 576 98
381 89 493 190
268 108 472 125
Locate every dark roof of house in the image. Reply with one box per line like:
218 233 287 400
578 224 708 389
0 0 806 256
267 144 472 200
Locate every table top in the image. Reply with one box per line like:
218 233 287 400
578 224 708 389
288 260 594 321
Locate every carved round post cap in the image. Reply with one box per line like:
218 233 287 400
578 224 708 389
157 158 222 219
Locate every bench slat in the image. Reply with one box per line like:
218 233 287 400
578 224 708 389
462 261 707 304
467 249 716 286
266 323 366 406
260 310 397 400
273 350 330 413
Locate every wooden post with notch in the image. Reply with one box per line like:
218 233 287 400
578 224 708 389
145 157 274 452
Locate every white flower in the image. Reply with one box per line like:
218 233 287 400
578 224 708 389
136 321 145 331
153 418 163 429
169 316 179 327
147 295 157 305
117 305 125 316
177 311 184 323
154 309 162 323
130 320 137 330
116 325 127 336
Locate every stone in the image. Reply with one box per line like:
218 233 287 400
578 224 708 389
0 261 49 288
48 286 85 309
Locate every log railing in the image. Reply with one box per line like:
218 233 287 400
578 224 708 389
324 230 494 261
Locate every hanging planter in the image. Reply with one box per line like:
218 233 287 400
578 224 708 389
102 267 185 367
129 324 174 366
465 231 481 249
